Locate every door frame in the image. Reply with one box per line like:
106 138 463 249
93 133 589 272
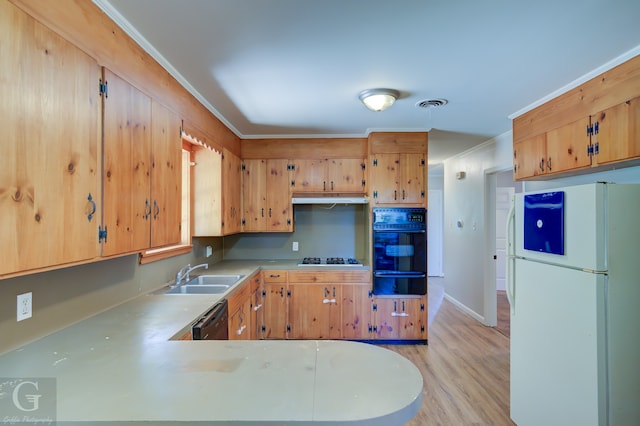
483 166 513 326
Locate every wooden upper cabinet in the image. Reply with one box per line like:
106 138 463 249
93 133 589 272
102 69 152 256
193 147 242 236
150 101 182 247
370 153 426 205
193 148 223 236
242 159 292 232
292 158 366 193
512 56 640 180
222 149 242 234
592 97 640 165
546 116 592 174
513 134 547 180
0 1 100 276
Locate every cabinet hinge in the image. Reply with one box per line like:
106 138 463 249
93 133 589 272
361 179 366 187
221 153 225 160
368 290 373 298
241 163 246 171
594 142 599 155
287 219 292 225
221 221 225 227
261 290 266 297
372 303 378 312
98 226 108 243
261 325 266 332
373 191 378 198
99 79 108 98
421 191 425 198
361 163 366 170
368 324 373 333
287 290 291 297
241 219 246 226
287 164 295 171
593 121 599 135
286 325 291 332
421 325 425 333
372 159 378 167
291 180 295 187
421 158 426 166
420 303 425 311
587 124 593 137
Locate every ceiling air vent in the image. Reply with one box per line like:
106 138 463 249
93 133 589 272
415 98 448 108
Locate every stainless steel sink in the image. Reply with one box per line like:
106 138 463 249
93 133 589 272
185 274 244 286
164 274 244 295
165 284 230 295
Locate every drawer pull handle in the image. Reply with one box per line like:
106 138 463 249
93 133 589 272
322 298 337 304
253 304 263 311
236 325 246 335
392 312 409 317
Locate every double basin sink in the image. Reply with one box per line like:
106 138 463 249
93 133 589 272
165 274 244 295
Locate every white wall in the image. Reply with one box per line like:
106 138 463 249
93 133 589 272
442 131 513 320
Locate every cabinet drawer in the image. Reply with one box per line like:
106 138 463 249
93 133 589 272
289 270 370 283
263 270 288 283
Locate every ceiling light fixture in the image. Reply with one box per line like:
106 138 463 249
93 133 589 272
358 88 400 112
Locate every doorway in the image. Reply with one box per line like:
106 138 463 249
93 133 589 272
484 168 519 334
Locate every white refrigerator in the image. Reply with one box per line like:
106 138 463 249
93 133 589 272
506 182 640 426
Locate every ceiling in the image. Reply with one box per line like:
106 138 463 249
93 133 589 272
96 0 640 165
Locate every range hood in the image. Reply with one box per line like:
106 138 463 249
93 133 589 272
292 196 369 205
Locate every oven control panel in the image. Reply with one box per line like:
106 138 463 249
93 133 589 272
372 208 426 231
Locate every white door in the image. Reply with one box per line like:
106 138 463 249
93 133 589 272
427 189 443 276
495 187 514 290
511 259 605 426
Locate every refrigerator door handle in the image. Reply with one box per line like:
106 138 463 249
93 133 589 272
506 199 516 315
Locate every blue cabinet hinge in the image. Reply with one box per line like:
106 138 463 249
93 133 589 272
372 159 378 166
98 225 108 243
99 79 108 98
373 190 378 198
372 303 378 312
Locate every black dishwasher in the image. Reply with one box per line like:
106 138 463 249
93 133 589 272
191 299 228 340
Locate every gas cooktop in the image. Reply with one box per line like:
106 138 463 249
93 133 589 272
298 257 363 267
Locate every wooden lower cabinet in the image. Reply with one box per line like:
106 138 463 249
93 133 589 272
249 272 264 340
261 271 289 339
342 285 373 340
227 277 252 340
289 283 342 339
372 296 427 341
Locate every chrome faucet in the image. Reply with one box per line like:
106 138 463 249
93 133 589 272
175 263 208 286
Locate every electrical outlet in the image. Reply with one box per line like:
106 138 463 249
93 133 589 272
205 245 213 257
292 241 299 252
17 292 32 322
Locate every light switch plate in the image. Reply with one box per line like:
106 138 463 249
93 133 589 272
292 241 299 252
17 292 32 321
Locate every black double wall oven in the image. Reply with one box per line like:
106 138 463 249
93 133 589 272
372 208 427 295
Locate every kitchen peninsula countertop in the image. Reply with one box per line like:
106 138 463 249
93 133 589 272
0 260 420 425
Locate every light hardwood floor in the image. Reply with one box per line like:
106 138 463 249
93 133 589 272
383 295 513 425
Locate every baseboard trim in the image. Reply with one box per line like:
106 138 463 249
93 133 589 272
443 293 486 324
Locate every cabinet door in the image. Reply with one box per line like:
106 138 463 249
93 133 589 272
262 283 289 339
289 284 328 339
546 116 591 174
250 276 264 340
400 153 426 204
327 158 365 193
103 69 152 256
150 101 181 248
593 97 640 165
266 159 292 232
229 298 251 340
0 1 100 275
397 298 427 340
242 159 267 232
192 148 222 236
373 298 398 339
370 154 399 204
223 149 242 234
341 285 372 339
513 134 547 179
292 159 327 192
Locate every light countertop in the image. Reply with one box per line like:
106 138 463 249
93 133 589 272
0 260 421 425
